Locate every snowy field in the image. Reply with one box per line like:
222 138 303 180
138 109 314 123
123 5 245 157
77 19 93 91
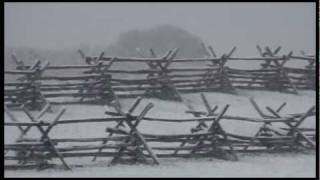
4 90 316 178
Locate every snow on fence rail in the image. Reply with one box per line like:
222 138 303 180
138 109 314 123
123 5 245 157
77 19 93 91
4 94 316 170
5 45 315 110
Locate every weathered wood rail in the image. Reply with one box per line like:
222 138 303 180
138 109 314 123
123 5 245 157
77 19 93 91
5 45 315 109
4 94 316 170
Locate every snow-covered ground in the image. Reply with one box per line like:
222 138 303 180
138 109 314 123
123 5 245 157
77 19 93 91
4 90 316 177
4 152 316 178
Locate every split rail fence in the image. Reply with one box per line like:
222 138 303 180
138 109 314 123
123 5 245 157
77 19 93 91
4 94 316 170
4 45 316 110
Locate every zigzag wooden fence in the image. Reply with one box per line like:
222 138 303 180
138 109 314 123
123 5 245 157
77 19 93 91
5 45 315 110
4 94 316 170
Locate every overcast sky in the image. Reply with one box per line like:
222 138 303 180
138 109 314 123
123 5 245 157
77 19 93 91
4 2 316 55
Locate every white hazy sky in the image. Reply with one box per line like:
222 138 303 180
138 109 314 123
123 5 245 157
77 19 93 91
4 2 316 55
